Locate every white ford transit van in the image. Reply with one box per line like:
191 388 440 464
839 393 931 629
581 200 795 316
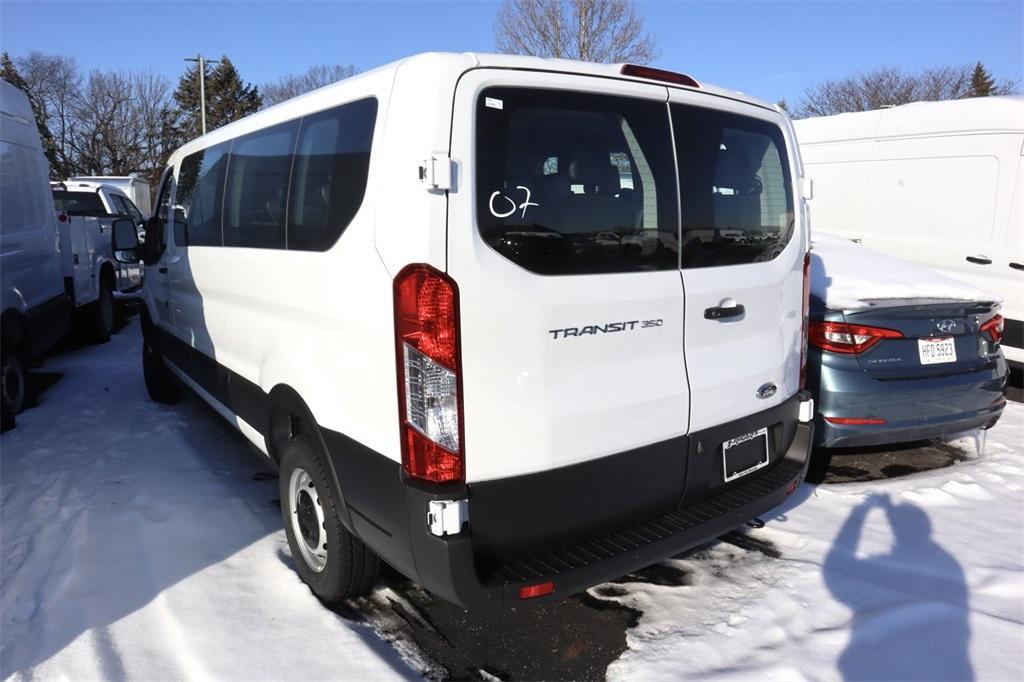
115 53 814 610
794 97 1024 370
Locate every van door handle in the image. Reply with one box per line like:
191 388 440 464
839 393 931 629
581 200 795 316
158 267 168 273
705 304 745 320
966 256 992 265
1010 262 1023 271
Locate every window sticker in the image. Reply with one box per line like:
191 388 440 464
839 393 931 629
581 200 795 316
485 97 504 110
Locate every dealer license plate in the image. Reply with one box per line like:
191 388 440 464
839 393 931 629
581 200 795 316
722 427 770 482
918 337 957 365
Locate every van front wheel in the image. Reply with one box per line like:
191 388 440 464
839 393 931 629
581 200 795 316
142 335 181 404
280 435 379 602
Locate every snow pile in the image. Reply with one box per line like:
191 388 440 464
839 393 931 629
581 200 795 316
0 328 416 680
606 405 1024 681
810 232 1000 310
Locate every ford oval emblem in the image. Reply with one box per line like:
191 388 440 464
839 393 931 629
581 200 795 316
756 383 777 400
936 319 956 333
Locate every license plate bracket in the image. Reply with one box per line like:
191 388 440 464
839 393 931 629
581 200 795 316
722 427 770 482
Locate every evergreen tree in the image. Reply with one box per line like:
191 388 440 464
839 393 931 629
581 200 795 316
169 56 261 145
170 60 206 145
1 51 60 176
969 62 996 97
205 56 261 130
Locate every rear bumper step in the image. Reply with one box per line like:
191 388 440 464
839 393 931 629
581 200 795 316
385 404 814 612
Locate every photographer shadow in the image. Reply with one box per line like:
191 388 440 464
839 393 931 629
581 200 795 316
824 493 972 681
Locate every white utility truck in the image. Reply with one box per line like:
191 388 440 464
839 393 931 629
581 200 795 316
67 174 152 218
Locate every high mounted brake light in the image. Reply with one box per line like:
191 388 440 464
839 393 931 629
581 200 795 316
394 264 465 483
620 64 700 88
809 321 903 355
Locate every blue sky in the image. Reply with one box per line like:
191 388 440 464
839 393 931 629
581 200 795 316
2 1 1021 106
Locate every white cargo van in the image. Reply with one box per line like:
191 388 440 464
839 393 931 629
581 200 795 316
794 97 1024 370
114 53 814 610
1 80 71 416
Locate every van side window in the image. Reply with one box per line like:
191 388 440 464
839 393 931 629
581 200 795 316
288 97 377 251
476 88 679 275
224 120 298 249
177 141 231 247
671 105 794 268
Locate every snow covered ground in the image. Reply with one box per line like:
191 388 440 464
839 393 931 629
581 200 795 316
2 321 1022 680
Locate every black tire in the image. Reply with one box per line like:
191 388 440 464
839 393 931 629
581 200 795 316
1 345 27 416
88 276 115 343
280 435 379 602
142 334 181 404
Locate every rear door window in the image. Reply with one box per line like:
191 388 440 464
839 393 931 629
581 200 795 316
476 88 679 275
671 104 794 267
288 98 377 251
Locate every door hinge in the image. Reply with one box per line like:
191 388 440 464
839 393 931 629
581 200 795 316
420 153 454 192
427 499 468 537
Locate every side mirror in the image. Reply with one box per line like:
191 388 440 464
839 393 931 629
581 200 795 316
111 218 141 263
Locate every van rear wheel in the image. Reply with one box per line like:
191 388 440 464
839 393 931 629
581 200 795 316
280 435 379 602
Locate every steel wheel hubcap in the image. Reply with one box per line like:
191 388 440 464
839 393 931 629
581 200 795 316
288 467 327 572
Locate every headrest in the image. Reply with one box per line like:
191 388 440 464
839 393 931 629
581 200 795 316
567 148 620 196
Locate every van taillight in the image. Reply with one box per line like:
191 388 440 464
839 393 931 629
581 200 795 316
980 314 1003 345
394 264 464 483
809 321 903 354
800 251 811 389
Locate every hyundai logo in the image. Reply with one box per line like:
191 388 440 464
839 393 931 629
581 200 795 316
936 319 956 333
756 383 777 399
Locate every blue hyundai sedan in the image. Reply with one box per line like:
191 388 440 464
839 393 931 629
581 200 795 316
807 234 1008 448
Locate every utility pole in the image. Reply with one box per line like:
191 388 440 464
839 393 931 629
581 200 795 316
184 54 219 135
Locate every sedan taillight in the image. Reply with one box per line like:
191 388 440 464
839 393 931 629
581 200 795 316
809 321 903 354
980 314 1003 345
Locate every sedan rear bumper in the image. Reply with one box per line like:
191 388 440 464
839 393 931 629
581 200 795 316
814 353 1007 448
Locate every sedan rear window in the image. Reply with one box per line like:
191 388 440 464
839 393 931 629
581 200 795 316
476 88 679 275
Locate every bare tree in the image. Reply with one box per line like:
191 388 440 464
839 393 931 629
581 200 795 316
495 0 658 64
795 64 1019 118
16 52 82 177
71 70 174 181
262 64 358 107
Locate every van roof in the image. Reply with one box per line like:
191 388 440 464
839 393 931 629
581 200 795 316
794 96 1024 144
170 52 776 165
1 79 36 126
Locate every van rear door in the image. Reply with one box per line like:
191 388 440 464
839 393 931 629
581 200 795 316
447 71 689 483
667 91 806 433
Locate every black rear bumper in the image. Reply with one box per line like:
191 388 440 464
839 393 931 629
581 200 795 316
325 393 814 612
